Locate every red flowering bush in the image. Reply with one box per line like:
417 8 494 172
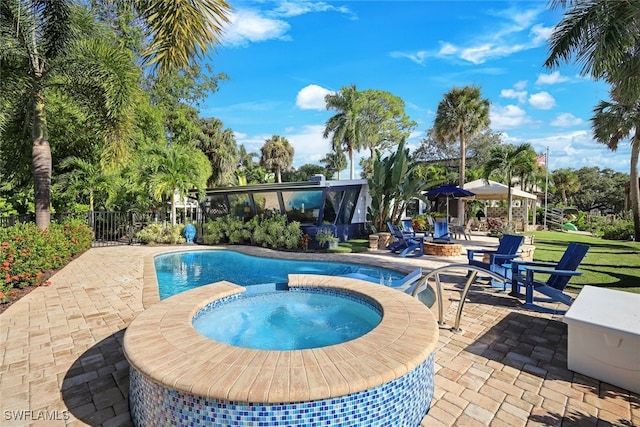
0 219 92 293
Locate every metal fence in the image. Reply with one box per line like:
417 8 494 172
0 211 153 247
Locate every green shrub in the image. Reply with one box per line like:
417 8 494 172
0 220 92 292
137 223 185 244
204 214 302 250
202 218 226 244
601 220 634 241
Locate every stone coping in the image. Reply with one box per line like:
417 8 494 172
123 274 439 403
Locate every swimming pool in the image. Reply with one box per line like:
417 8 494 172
155 249 407 299
192 288 382 350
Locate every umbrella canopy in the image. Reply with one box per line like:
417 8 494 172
426 185 475 201
426 185 475 218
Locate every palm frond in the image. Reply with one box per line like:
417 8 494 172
136 0 231 74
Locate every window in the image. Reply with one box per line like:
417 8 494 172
253 192 281 217
282 190 323 224
323 190 344 224
228 193 252 220
338 189 358 224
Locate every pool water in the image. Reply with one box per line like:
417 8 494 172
155 250 405 299
192 290 382 350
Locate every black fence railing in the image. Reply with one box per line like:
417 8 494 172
0 211 153 247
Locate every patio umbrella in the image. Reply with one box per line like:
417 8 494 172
426 185 475 218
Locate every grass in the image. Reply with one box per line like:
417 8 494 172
327 239 370 253
527 231 640 294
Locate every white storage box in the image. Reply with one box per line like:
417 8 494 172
563 286 640 394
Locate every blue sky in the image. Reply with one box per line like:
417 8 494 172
200 0 630 176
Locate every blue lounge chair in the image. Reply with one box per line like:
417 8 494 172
401 219 416 237
510 242 590 313
466 234 524 290
389 223 424 257
432 220 453 243
342 268 423 294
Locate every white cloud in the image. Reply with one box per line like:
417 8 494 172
296 85 333 110
530 23 553 45
438 42 457 56
528 91 556 110
390 50 431 66
222 9 291 46
427 7 548 64
536 71 570 85
514 80 528 91
459 43 527 65
272 1 355 19
551 113 584 127
284 125 335 167
500 88 528 103
490 104 530 129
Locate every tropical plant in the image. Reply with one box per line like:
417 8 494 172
324 85 369 180
197 117 239 186
55 157 114 211
145 144 211 225
544 0 640 241
0 2 141 229
315 227 338 247
552 168 581 206
433 86 490 217
367 140 435 232
482 143 535 224
320 150 347 180
545 0 640 105
592 95 640 240
260 135 294 183
0 0 230 230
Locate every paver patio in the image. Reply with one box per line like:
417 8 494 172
0 242 638 426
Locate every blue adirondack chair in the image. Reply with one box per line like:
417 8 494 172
466 234 524 290
432 220 453 243
401 219 416 237
510 242 590 313
389 223 424 257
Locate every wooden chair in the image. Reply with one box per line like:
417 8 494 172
510 242 590 313
467 234 524 289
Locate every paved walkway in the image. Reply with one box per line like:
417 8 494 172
0 241 638 426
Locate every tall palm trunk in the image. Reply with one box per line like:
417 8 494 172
348 146 355 180
458 130 466 219
32 95 51 230
631 135 640 240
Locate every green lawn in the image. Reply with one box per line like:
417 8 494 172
527 231 640 294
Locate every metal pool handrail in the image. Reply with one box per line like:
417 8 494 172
411 264 510 332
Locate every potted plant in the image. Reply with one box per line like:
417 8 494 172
315 227 339 249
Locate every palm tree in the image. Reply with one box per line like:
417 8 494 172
324 85 369 180
135 0 231 73
197 118 238 186
236 144 259 185
544 0 640 105
433 86 490 218
320 150 347 180
483 143 534 225
545 0 640 240
592 96 640 240
260 135 294 183
0 0 230 230
552 169 581 206
147 144 211 225
56 157 114 212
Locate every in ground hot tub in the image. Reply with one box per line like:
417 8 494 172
124 274 439 426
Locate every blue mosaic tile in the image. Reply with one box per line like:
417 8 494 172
130 352 435 426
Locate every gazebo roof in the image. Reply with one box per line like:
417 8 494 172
463 179 537 201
